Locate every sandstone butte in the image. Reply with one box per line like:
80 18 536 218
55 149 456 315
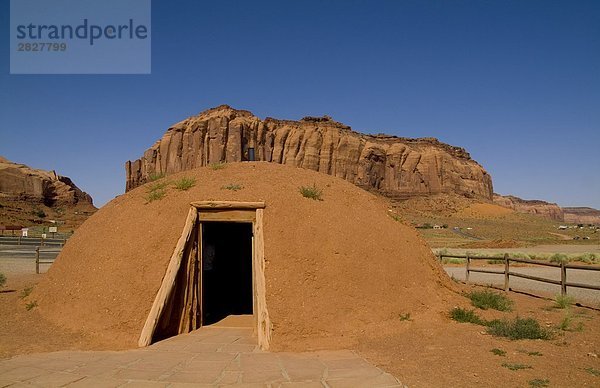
125 105 493 200
0 156 93 207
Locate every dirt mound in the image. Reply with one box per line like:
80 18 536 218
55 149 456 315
31 163 456 351
453 203 514 219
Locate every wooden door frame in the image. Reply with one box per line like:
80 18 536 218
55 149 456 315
138 201 271 350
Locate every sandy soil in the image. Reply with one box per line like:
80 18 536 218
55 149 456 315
357 285 600 387
0 274 121 359
2 274 599 387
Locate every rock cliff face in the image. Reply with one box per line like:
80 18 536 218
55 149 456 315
563 207 600 225
126 105 493 200
493 194 564 221
0 156 93 207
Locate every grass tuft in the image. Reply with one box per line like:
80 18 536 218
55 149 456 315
502 363 532 371
443 258 465 264
549 253 569 264
450 307 486 325
585 367 600 377
398 313 412 321
20 286 33 299
210 162 226 170
146 189 166 202
222 183 244 191
173 177 196 191
468 290 513 311
490 348 506 356
528 379 550 387
25 301 38 311
554 294 574 309
299 184 323 201
0 272 6 288
487 317 551 340
148 172 165 181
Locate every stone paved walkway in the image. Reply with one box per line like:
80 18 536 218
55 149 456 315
0 327 403 387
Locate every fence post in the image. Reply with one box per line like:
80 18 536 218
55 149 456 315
35 247 40 274
504 253 510 291
465 254 470 284
41 235 45 247
560 261 567 296
18 235 22 245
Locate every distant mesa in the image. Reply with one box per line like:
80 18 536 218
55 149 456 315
493 193 600 224
125 105 493 200
493 194 564 221
0 156 96 229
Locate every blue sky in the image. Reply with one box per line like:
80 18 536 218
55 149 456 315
1 0 599 208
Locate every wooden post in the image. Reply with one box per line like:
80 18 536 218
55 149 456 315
504 253 510 291
18 235 21 245
465 254 470 284
41 235 45 247
35 247 40 274
560 261 567 296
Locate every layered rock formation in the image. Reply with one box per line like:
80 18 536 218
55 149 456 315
563 207 600 225
0 156 93 207
125 105 493 199
493 194 564 221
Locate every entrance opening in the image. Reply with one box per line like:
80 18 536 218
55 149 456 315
201 222 253 325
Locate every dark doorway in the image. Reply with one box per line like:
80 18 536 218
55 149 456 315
201 222 253 325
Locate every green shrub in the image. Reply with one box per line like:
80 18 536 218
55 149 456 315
487 317 551 340
299 184 323 201
487 259 505 264
148 172 165 181
33 209 47 218
528 379 550 387
0 272 6 288
549 253 569 264
585 367 600 377
173 177 196 191
221 183 243 191
399 313 412 321
25 301 38 311
490 348 506 356
146 189 166 202
450 307 486 325
554 294 574 309
468 290 513 311
502 363 532 371
20 286 33 299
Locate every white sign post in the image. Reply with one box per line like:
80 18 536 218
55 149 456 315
21 228 28 237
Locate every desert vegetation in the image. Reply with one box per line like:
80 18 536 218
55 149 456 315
173 177 196 191
299 184 323 201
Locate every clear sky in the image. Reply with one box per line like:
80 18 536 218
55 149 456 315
1 0 599 208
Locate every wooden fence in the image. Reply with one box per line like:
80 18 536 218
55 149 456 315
438 253 600 296
35 246 61 274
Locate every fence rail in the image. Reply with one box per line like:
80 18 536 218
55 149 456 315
35 246 61 274
439 253 600 296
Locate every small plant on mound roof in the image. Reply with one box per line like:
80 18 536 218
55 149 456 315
502 363 532 371
25 300 38 311
398 313 412 321
449 307 486 325
146 189 166 202
210 162 226 170
0 272 6 288
549 253 569 264
222 183 243 191
20 286 33 299
148 172 165 181
554 294 574 309
528 379 550 387
468 290 513 312
490 348 506 356
486 317 551 340
173 177 196 191
585 367 600 377
299 183 323 201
